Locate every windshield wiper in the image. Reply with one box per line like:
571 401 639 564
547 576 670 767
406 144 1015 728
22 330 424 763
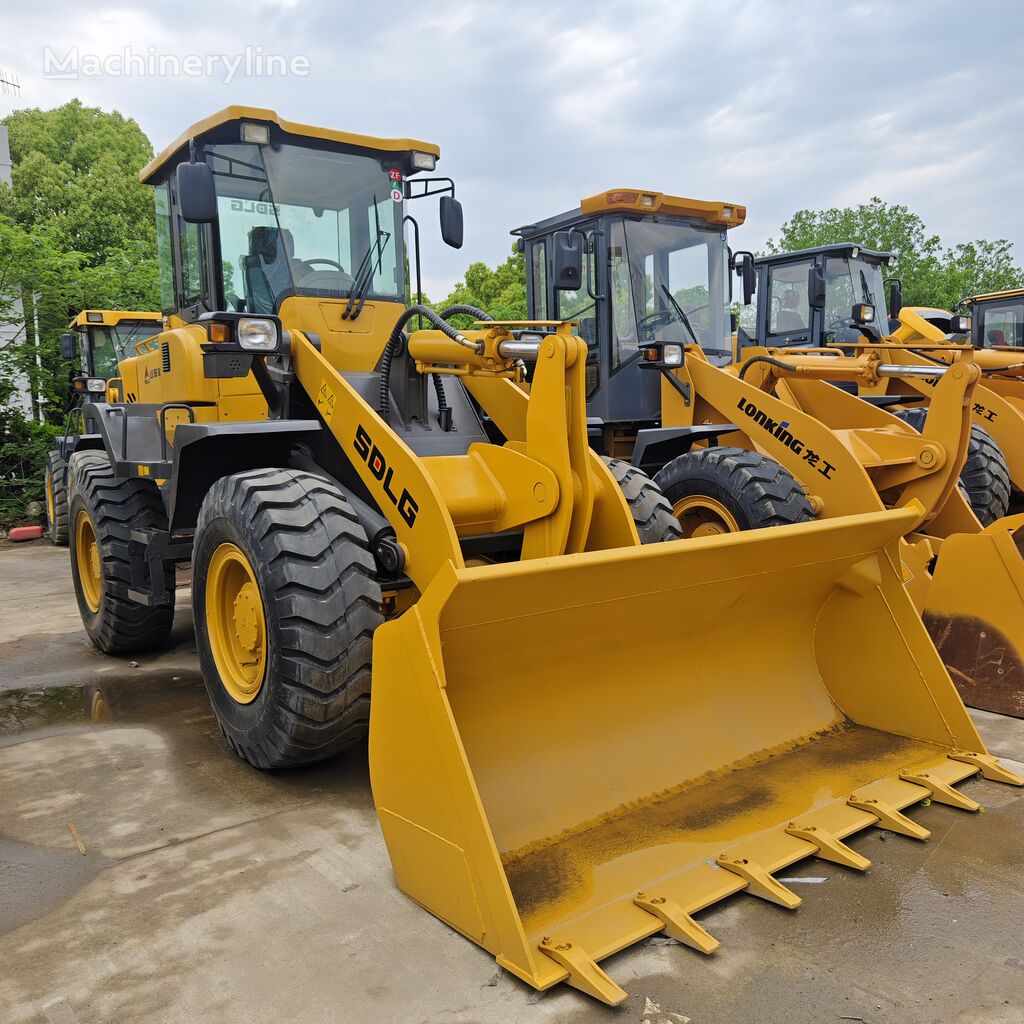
660 284 699 345
343 196 390 321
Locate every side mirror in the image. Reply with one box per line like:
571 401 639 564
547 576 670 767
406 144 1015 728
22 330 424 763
733 251 756 306
60 332 77 361
176 162 218 223
886 278 904 319
552 231 584 291
439 196 464 249
808 266 826 309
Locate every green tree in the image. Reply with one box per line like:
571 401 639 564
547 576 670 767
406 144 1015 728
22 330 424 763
766 197 1023 310
0 102 160 527
437 246 527 320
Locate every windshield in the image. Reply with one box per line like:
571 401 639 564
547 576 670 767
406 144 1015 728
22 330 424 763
205 142 403 314
824 256 890 342
609 217 730 366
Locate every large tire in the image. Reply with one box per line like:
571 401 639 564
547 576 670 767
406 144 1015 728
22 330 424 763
603 457 682 544
893 408 1010 526
44 450 69 545
69 454 175 653
192 469 383 769
654 446 813 537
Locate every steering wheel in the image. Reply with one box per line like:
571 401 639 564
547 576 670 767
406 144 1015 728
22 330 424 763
637 307 707 344
637 309 677 341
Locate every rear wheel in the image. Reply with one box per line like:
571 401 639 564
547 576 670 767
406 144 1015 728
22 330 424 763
603 457 682 544
192 469 383 769
44 450 69 545
69 455 175 652
654 446 813 537
893 408 1010 525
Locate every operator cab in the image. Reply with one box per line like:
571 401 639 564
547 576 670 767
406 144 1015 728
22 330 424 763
63 310 164 380
959 289 1024 349
742 244 898 350
138 105 461 367
514 189 745 453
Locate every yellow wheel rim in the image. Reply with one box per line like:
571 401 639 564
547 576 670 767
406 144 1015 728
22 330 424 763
75 509 102 613
672 495 741 538
45 472 55 523
206 542 267 704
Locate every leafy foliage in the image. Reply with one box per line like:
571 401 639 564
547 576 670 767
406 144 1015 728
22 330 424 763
435 247 528 320
0 102 158 527
766 197 1023 309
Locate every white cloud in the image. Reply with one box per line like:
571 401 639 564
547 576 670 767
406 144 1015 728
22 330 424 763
0 0 1020 295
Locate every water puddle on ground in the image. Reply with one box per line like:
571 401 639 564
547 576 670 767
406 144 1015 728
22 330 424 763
0 670 210 742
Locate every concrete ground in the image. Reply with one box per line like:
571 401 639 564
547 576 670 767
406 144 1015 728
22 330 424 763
1 542 1023 1024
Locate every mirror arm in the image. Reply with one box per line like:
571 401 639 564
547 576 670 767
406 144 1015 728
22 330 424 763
404 214 424 330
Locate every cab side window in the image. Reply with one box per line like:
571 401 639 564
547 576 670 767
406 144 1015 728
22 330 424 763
767 261 811 337
982 303 1024 347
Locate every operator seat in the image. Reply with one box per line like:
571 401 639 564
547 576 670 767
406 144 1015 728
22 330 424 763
775 289 807 332
243 226 295 314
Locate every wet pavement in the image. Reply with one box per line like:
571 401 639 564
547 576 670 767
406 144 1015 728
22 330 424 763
1 542 1023 1024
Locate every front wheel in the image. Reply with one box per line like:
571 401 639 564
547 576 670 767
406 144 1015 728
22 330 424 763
602 457 682 544
192 469 383 769
654 446 813 537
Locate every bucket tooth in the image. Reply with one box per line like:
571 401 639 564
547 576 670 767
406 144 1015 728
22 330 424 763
715 854 801 909
784 822 871 871
948 750 1024 786
634 893 720 954
899 770 982 811
537 937 627 1006
847 795 931 840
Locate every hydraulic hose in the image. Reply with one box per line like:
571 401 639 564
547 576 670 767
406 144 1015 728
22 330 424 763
430 306 495 428
378 304 484 424
737 355 802 381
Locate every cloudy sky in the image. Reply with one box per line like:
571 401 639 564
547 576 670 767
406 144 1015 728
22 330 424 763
1 0 1021 297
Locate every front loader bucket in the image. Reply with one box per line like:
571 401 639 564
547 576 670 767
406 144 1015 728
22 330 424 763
924 512 1024 717
369 509 1020 1005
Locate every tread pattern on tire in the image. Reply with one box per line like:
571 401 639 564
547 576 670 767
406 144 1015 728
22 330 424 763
70 454 175 653
893 408 1010 526
45 450 69 545
654 446 813 530
602 457 682 543
194 468 383 769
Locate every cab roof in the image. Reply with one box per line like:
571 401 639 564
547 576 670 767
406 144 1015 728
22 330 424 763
139 105 441 184
69 310 163 329
962 288 1024 305
755 243 895 266
512 189 746 238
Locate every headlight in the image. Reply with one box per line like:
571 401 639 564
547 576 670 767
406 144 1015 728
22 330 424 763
662 344 684 366
86 377 106 393
950 314 972 334
237 317 279 351
411 151 437 171
853 303 875 324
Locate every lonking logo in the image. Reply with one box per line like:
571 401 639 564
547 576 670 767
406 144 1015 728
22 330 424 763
737 397 804 453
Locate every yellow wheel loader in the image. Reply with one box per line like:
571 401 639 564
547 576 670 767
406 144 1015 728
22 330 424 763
45 310 164 545
517 191 1024 719
744 246 1013 525
862 288 1024 506
70 132 1017 1006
